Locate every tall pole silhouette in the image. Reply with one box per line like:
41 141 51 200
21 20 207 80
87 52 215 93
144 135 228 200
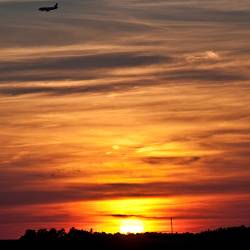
170 217 173 234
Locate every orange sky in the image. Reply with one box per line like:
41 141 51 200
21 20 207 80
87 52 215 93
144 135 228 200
0 0 250 239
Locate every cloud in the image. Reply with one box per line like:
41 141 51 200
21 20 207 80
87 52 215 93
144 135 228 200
0 52 168 74
186 51 220 63
0 152 75 169
141 156 200 165
0 212 73 224
1 178 250 206
0 51 171 88
123 4 250 24
107 197 250 221
0 65 248 96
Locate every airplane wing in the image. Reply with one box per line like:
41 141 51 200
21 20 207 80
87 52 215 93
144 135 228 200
39 7 48 11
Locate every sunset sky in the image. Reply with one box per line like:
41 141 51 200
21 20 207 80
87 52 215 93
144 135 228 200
0 0 250 239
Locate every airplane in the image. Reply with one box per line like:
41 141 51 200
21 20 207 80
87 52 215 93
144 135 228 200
39 3 58 12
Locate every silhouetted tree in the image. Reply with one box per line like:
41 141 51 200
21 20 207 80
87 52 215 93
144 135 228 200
19 226 250 249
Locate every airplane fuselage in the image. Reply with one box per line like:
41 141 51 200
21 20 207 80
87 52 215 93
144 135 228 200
39 4 58 12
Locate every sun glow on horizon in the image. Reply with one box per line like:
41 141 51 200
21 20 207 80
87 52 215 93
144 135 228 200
120 219 144 234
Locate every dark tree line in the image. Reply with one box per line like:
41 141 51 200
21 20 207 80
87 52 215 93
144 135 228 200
17 226 250 249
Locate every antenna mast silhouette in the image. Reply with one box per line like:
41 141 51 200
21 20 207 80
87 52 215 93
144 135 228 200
170 217 173 234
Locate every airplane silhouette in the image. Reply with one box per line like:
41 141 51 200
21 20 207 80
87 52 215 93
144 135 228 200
39 3 58 12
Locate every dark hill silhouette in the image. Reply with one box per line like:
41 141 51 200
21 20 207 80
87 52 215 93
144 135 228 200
9 225 249 249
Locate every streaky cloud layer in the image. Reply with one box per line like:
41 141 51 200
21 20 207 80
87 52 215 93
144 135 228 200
0 0 250 239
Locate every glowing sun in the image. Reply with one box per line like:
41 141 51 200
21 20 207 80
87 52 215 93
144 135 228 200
120 219 144 234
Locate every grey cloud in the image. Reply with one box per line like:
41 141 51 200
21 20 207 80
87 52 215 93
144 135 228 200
160 68 249 82
0 51 170 86
1 0 250 49
141 156 201 165
123 3 250 24
0 151 77 170
1 178 250 206
0 0 154 48
0 212 73 224
0 52 168 74
1 67 248 96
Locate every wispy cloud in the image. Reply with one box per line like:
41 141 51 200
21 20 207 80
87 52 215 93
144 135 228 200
1 178 250 206
1 0 250 238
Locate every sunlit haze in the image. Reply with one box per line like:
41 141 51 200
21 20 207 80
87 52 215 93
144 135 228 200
0 0 250 239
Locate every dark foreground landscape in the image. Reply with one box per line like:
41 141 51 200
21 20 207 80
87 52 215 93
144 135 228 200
1 226 250 249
